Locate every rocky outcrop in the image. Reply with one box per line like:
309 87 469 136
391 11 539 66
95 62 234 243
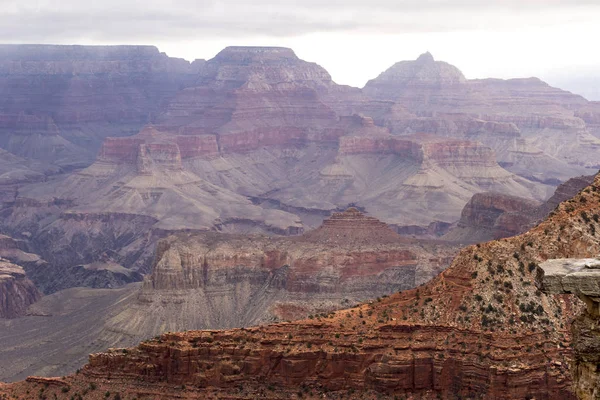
0 259 41 318
443 192 541 243
445 174 596 243
536 175 597 219
572 313 600 400
105 208 456 337
6 174 600 399
539 258 600 399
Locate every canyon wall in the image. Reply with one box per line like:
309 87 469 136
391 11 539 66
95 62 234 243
0 210 455 381
445 174 596 243
7 173 599 399
106 209 456 336
0 259 41 319
0 45 201 167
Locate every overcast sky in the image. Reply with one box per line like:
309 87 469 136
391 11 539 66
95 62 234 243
2 0 600 97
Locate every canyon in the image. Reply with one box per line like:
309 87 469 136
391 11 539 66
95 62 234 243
0 209 457 381
1 44 600 398
4 45 599 290
3 169 599 399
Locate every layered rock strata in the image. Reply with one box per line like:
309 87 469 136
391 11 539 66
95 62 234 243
0 44 201 167
1 47 558 285
0 210 455 381
0 259 41 318
5 174 600 398
107 208 456 336
445 174 596 243
364 53 599 182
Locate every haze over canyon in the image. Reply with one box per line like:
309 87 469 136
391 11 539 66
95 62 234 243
0 43 599 399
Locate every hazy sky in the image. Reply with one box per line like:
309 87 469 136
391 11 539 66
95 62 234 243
2 0 600 95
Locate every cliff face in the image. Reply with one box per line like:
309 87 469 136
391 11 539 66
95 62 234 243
538 258 600 400
364 53 599 184
0 47 558 288
445 174 596 243
0 44 200 167
103 209 456 337
572 313 600 400
0 259 41 319
6 174 600 399
0 210 455 382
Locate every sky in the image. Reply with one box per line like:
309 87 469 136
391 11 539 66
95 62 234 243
2 0 600 97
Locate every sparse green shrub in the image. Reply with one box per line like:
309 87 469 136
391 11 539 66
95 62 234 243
528 262 538 273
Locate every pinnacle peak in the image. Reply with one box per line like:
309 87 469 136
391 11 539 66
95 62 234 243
416 52 435 63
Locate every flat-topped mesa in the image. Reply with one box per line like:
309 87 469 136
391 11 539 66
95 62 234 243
197 46 333 91
212 46 299 63
303 207 402 245
0 44 160 60
0 44 198 140
538 257 600 316
0 44 192 73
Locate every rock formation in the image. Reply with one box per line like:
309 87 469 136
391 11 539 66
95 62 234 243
0 258 41 319
0 47 558 287
0 44 201 168
364 53 599 184
105 207 456 338
445 174 596 243
363 52 468 106
539 258 600 400
0 209 456 381
5 175 600 399
442 192 541 243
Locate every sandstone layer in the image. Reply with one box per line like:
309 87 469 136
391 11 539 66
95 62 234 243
0 209 456 381
0 44 201 168
5 175 600 399
0 258 41 319
364 53 599 183
445 174 596 243
0 47 558 290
